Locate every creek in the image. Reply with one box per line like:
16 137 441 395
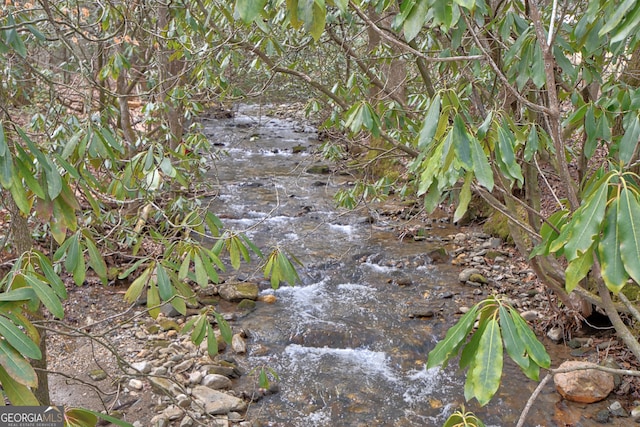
203 105 585 427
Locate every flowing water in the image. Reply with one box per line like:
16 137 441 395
202 106 586 427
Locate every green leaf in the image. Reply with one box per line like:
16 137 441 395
178 252 191 280
66 408 134 427
599 0 637 36
215 312 233 343
599 198 629 293
9 171 30 214
200 250 222 284
618 186 640 285
35 251 67 299
191 315 206 345
453 173 472 223
334 0 347 13
468 318 502 406
23 274 64 318
147 281 161 319
565 247 594 292
459 317 489 371
65 233 80 274
530 44 545 88
619 113 640 165
427 304 479 369
118 258 148 280
156 263 174 301
498 305 529 373
524 125 539 162
511 308 550 368
404 0 430 42
453 116 472 170
0 151 13 189
417 95 441 150
561 177 609 261
584 106 598 159
193 253 209 287
0 339 37 387
0 122 6 157
124 265 151 304
235 0 267 23
453 0 475 10
470 137 494 191
64 408 99 427
0 288 36 302
0 316 41 360
85 237 107 284
308 0 326 41
206 323 219 357
0 365 38 405
496 124 524 186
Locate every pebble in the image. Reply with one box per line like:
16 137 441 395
547 327 563 343
150 415 169 427
188 371 204 385
520 310 539 321
130 361 152 374
174 359 194 373
163 405 183 421
128 379 144 390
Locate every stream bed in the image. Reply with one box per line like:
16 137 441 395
202 105 603 427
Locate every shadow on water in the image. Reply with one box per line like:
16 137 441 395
203 105 598 427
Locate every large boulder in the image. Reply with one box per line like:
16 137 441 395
554 361 615 403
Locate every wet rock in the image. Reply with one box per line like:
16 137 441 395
258 294 277 303
232 334 247 354
426 247 449 263
305 164 330 174
218 282 259 302
554 361 615 403
192 385 247 415
407 306 435 318
395 277 413 287
595 409 610 423
459 268 480 282
237 299 257 314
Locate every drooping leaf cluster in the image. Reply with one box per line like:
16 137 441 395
427 297 550 406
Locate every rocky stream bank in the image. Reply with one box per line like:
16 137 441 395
45 214 640 426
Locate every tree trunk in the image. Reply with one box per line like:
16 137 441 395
6 195 50 405
157 4 186 151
